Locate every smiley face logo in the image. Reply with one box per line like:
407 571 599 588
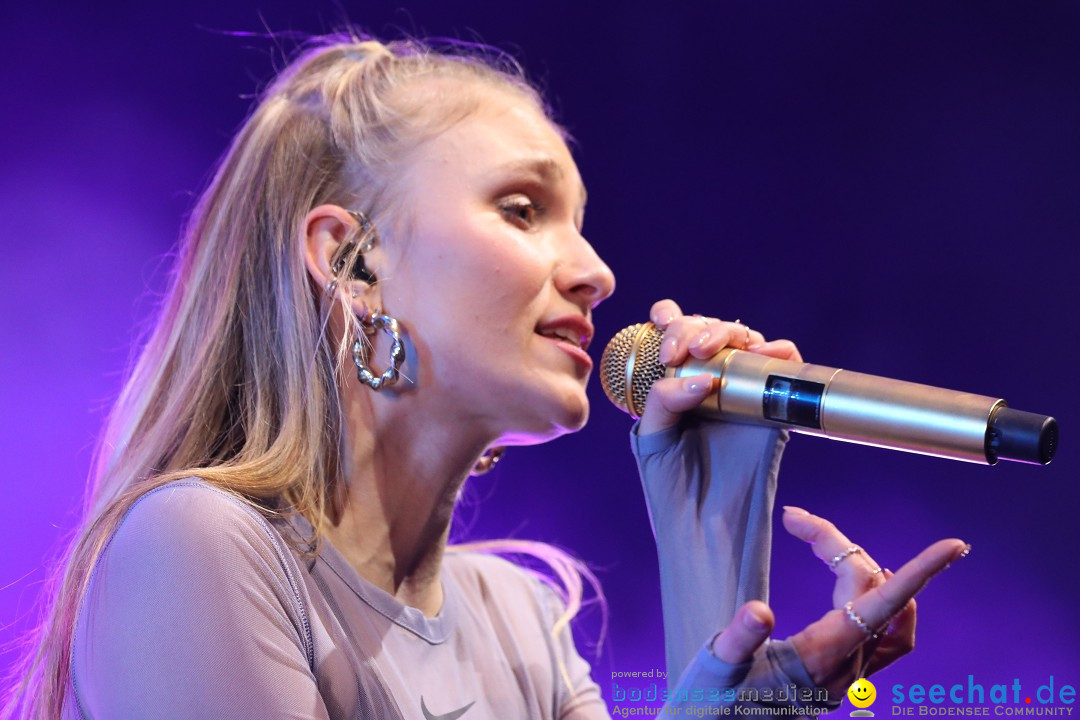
847 678 877 709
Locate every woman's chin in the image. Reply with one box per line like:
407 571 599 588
498 397 590 447
548 390 591 435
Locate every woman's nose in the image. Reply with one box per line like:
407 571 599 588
557 233 616 309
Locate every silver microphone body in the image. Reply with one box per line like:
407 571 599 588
600 323 1057 465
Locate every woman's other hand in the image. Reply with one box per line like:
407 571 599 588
710 507 970 697
638 299 802 434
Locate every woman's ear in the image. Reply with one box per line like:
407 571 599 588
303 204 382 308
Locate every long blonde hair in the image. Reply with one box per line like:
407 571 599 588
2 33 598 719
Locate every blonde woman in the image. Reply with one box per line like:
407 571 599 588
3 35 967 719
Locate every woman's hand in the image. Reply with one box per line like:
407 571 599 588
638 299 802 435
710 507 970 697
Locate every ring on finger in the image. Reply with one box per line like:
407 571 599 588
828 545 864 571
843 601 884 641
733 318 751 348
870 567 885 577
827 545 863 571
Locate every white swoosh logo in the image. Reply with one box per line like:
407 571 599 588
421 697 475 720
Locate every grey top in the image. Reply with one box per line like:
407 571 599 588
68 420 836 718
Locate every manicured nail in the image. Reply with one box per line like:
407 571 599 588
654 309 676 326
689 330 711 349
783 505 811 516
683 375 712 394
746 342 763 352
958 543 972 559
659 335 679 364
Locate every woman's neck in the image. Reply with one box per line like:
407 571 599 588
322 385 493 617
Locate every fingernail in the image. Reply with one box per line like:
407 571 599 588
655 309 676 326
958 543 972 559
689 330 711 349
683 375 712 394
744 609 769 632
746 342 763 352
659 335 679 364
783 505 810 516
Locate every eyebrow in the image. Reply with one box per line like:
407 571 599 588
495 157 588 206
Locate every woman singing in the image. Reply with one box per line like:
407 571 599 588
3 34 967 719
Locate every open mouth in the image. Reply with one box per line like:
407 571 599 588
536 326 585 349
535 315 594 354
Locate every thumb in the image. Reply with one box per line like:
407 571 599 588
711 601 775 664
637 374 713 434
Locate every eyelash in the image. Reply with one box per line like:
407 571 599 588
498 195 544 228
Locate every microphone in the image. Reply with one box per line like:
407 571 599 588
600 322 1058 465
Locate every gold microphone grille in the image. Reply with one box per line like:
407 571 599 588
599 322 666 418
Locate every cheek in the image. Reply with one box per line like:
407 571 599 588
437 239 551 326
384 217 554 360
479 237 553 304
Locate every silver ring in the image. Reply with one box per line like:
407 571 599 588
843 601 880 640
732 318 751 347
828 545 863 571
870 567 885 577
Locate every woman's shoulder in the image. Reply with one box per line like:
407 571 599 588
72 479 317 716
108 478 281 552
87 477 309 617
119 477 270 524
86 477 307 612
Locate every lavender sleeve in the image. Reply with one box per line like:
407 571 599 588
630 417 785 677
69 482 329 719
630 418 840 714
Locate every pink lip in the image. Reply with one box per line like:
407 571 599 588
535 316 595 370
536 316 595 352
538 334 594 370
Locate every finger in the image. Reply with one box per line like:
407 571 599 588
686 316 727 358
864 596 916 676
638 374 714 434
658 314 715 365
792 596 912 687
711 601 775 664
782 506 883 572
682 319 767 361
782 507 884 595
792 544 959 691
736 323 766 349
685 318 747 360
789 611 865 690
746 338 803 363
650 299 683 329
851 539 969 631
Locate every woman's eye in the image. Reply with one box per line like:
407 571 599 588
498 196 540 227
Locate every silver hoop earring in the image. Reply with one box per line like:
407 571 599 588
470 446 506 476
353 310 405 390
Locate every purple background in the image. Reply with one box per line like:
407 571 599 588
2 0 1077 710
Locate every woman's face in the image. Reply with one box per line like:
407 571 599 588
379 86 615 445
